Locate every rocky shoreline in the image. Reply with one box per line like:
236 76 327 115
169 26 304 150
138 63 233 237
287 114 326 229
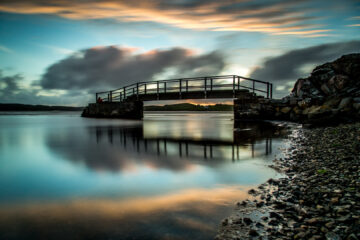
216 122 360 240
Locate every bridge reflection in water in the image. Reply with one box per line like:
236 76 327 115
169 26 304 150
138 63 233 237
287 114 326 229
93 121 281 163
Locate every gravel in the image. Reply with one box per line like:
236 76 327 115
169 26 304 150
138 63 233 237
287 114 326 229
216 122 360 240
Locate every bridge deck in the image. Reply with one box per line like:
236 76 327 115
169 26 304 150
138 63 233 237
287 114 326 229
96 75 272 102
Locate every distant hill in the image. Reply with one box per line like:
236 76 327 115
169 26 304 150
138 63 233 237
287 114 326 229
144 103 233 111
0 103 84 111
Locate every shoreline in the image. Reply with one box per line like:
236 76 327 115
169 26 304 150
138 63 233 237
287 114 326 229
216 122 360 240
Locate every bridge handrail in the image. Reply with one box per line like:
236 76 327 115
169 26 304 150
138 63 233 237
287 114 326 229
95 75 272 102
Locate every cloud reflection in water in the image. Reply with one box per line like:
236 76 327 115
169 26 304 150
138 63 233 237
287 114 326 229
0 186 251 240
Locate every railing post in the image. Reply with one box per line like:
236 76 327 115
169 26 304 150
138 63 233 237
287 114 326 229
186 80 188 92
96 93 98 103
252 81 255 93
107 93 110 102
270 83 273 99
123 87 126 100
109 91 112 102
237 76 240 90
204 77 207 98
210 78 213 91
266 82 269 98
144 84 147 94
232 75 235 97
179 79 182 99
164 82 167 93
136 83 139 100
157 81 159 100
120 92 122 102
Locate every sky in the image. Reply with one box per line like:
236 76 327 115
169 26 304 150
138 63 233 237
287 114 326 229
0 0 359 106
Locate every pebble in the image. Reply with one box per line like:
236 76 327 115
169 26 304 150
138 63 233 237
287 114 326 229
216 122 360 240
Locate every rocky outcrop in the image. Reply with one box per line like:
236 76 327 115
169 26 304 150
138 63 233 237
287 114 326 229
235 53 360 124
284 53 360 123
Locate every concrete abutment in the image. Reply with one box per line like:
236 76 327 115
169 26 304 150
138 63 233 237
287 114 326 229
82 101 143 119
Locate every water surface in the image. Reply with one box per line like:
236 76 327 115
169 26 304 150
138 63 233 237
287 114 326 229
0 111 286 240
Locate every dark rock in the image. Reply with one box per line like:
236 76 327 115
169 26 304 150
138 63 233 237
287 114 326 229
243 217 252 225
326 232 341 240
249 229 259 236
248 189 257 195
269 212 282 220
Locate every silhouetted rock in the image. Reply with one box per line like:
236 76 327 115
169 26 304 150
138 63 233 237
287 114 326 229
235 53 360 124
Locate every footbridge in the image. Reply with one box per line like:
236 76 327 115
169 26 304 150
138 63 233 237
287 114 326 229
82 75 273 119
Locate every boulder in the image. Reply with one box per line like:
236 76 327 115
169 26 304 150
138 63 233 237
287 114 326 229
323 98 341 108
281 107 292 114
293 106 302 115
338 97 352 109
329 75 348 90
353 103 360 110
321 83 331 95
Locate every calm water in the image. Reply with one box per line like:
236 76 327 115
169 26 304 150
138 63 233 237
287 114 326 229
0 112 286 240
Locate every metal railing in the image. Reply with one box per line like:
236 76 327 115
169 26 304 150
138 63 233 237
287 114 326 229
95 75 272 102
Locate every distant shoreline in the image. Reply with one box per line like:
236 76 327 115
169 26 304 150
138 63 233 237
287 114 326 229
0 103 84 111
144 103 233 111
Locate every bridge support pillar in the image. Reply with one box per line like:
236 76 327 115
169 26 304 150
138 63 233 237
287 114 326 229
82 101 143 119
233 93 262 121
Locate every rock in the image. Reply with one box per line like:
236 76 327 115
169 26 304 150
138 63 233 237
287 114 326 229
278 54 360 123
330 75 349 90
268 178 280 185
325 221 335 229
111 109 119 116
243 217 252 225
268 219 279 226
323 98 341 108
255 222 264 228
307 105 332 120
353 103 360 110
353 97 360 103
293 106 302 114
321 83 332 95
326 232 341 240
222 218 231 226
290 97 298 105
346 233 358 240
294 232 307 239
269 211 282 220
338 97 352 109
281 107 292 114
321 226 329 233
249 229 259 236
248 189 257 195
306 217 321 225
310 235 323 240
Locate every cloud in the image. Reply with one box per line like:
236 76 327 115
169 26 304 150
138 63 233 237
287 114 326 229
40 46 225 91
0 0 331 36
250 40 360 97
0 70 91 105
0 71 32 102
1 46 225 105
0 45 13 53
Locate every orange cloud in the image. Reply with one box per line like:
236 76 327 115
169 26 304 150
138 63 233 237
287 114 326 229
0 0 330 36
